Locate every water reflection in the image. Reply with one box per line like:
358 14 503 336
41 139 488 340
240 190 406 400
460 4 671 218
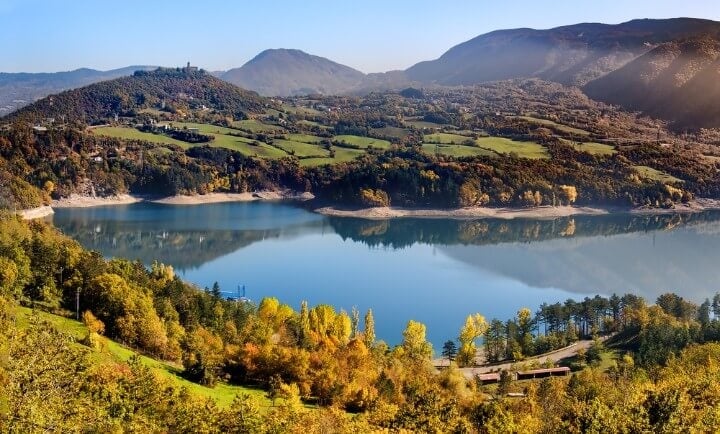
52 203 720 346
53 205 720 297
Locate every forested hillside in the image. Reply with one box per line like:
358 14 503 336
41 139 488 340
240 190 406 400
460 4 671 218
4 214 720 431
7 67 267 125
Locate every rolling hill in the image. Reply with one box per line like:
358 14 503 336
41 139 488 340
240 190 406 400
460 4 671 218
222 49 366 96
0 65 155 115
6 67 267 124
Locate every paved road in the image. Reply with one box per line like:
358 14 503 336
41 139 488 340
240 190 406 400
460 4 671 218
437 339 596 379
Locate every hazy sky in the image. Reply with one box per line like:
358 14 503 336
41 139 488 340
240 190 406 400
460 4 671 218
2 0 719 73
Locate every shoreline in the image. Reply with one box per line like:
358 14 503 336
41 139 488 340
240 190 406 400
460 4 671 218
20 194 720 221
315 198 720 220
49 190 315 209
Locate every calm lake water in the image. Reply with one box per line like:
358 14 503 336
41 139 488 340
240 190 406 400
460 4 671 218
51 202 720 348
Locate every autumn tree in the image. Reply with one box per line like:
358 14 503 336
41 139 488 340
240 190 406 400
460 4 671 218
364 308 375 349
457 313 488 367
401 320 432 361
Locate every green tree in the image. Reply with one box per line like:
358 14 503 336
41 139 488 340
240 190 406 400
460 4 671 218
442 340 458 362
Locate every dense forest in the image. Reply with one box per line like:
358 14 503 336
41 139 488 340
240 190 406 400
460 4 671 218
3 213 720 432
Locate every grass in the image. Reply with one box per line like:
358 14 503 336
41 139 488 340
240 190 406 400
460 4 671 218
476 137 549 159
300 148 365 166
92 126 190 148
634 165 683 183
284 133 325 144
297 119 330 129
273 139 329 158
564 140 617 156
15 306 269 408
404 119 448 129
422 143 497 158
232 119 284 133
334 135 392 149
93 122 371 165
423 132 474 145
512 116 590 136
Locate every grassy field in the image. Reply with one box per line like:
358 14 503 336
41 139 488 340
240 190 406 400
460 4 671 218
15 307 269 408
92 126 190 148
634 165 683 183
513 116 591 137
404 119 448 129
422 143 497 158
565 140 617 156
371 126 409 139
297 119 330 129
281 104 323 117
424 132 474 145
232 119 284 133
476 137 549 159
334 135 392 149
284 133 325 144
273 139 329 158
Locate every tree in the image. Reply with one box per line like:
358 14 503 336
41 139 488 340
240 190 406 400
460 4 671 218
516 307 535 357
484 319 506 363
458 181 490 207
182 326 224 386
497 370 512 397
401 320 432 361
457 314 488 367
351 306 360 338
559 185 577 205
441 340 458 362
211 281 222 299
363 309 375 349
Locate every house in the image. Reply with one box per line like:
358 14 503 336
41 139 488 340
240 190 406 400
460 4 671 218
32 126 48 132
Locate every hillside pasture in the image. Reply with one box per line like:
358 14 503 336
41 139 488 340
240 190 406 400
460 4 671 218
475 136 549 159
334 135 392 149
422 143 497 158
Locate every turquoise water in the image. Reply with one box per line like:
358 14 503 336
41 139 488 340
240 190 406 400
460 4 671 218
51 202 720 348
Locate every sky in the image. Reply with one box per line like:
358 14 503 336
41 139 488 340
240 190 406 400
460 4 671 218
2 0 719 73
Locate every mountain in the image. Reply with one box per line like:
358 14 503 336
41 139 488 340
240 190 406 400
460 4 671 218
6 67 266 124
584 35 720 129
222 49 366 96
405 18 720 87
0 66 155 115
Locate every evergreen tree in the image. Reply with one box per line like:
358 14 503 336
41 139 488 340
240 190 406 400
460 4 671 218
441 340 458 362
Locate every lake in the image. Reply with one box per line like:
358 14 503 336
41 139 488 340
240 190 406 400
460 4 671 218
51 201 720 349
